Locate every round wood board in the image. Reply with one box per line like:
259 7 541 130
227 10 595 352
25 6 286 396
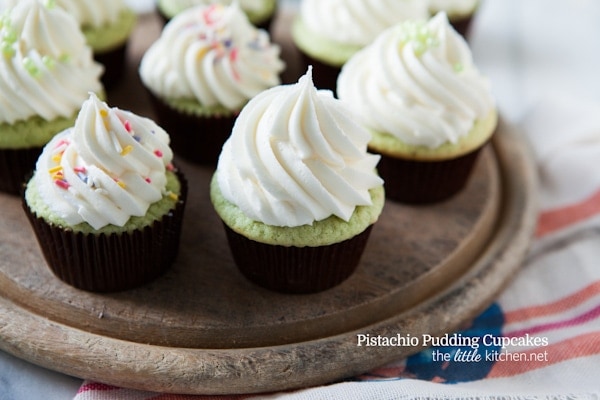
0 12 538 396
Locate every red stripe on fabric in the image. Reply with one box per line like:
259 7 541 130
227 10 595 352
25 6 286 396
505 303 600 338
504 281 600 324
536 188 600 237
76 382 121 393
487 332 600 378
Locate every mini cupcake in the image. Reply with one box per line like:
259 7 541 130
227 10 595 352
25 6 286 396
0 0 104 195
337 13 497 204
1 0 137 88
428 0 480 38
23 93 187 292
156 0 278 31
140 2 284 166
291 0 429 93
211 68 385 294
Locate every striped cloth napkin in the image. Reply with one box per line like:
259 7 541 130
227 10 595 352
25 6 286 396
72 87 600 399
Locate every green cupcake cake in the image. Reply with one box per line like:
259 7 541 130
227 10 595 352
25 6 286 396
0 0 103 195
156 0 277 31
291 0 429 93
23 93 187 292
337 13 497 203
211 68 385 294
139 2 284 165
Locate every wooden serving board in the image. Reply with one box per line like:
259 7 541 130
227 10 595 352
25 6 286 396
0 12 538 395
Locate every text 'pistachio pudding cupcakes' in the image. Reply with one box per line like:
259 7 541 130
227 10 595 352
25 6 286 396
140 2 285 166
0 0 103 195
156 0 278 31
337 12 497 204
23 93 187 292
211 68 385 294
291 0 429 94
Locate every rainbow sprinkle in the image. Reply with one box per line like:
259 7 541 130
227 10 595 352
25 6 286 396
120 145 133 156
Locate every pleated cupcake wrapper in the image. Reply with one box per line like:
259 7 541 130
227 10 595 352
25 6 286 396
223 224 374 294
94 42 128 90
375 144 486 204
146 89 236 167
22 171 188 293
0 146 42 196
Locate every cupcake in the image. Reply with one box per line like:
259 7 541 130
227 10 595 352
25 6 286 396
23 93 187 292
291 0 429 93
1 0 137 88
156 0 278 31
0 0 104 195
337 13 497 204
428 0 480 38
210 68 385 294
140 2 284 166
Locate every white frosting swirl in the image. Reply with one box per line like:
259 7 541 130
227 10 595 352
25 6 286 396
299 0 429 46
0 0 103 124
140 2 284 110
337 12 495 149
216 68 384 228
32 93 175 230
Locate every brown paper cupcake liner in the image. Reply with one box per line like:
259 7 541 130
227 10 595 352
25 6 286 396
22 170 188 292
375 144 487 204
94 42 128 89
146 90 237 166
0 146 42 196
223 224 374 294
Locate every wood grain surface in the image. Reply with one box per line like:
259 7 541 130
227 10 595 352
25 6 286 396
0 11 538 395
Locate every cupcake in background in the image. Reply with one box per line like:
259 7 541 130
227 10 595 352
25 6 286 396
140 2 284 166
337 12 497 204
211 67 385 294
1 0 137 88
291 0 429 94
428 0 480 37
23 93 187 292
156 0 278 31
0 0 103 195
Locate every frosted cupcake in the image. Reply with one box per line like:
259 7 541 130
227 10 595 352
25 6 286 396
1 0 136 88
428 0 480 37
337 13 497 203
156 0 277 31
291 0 429 93
23 93 187 292
140 2 284 166
0 0 103 195
211 68 385 294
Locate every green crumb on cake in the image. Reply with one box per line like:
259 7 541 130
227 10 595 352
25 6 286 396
25 171 182 235
291 17 363 67
162 96 240 118
210 173 385 247
368 109 498 161
83 9 137 53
